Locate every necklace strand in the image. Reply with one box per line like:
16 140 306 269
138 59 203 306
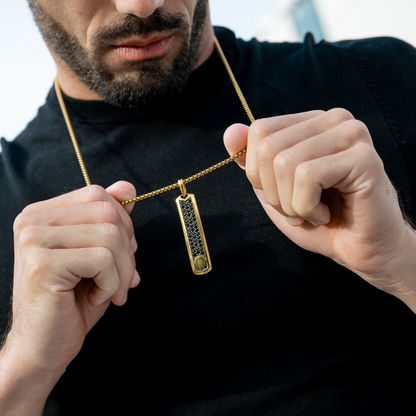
54 36 255 206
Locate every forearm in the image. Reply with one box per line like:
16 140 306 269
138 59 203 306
0 341 64 416
365 221 416 314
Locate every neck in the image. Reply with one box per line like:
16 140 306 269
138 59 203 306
53 24 215 102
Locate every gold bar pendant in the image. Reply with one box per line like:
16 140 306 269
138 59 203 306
176 181 212 275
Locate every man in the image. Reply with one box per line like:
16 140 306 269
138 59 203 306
1 0 416 414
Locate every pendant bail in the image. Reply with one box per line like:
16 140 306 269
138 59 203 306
178 179 187 198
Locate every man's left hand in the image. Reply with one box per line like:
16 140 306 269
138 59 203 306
224 109 416 311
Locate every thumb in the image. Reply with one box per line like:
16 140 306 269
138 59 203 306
106 181 137 215
223 123 249 169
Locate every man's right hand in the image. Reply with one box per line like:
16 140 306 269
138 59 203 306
0 181 139 414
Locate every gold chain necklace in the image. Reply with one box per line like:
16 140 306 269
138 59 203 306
55 36 255 275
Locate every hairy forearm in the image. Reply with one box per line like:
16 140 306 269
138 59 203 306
0 341 64 416
392 223 416 314
364 221 416 314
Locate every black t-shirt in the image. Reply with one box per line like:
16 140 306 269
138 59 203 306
1 27 416 415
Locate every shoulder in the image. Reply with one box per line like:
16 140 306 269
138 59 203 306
214 26 304 68
336 38 416 161
230 31 416 72
325 36 416 86
332 36 416 62
320 37 416 212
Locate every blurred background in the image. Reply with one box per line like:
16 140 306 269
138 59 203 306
1 0 415 141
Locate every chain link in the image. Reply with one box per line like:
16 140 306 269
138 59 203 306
120 148 247 206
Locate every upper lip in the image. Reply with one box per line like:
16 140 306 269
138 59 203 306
112 34 171 48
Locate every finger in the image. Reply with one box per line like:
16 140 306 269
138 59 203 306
34 247 120 307
106 181 137 215
19 223 136 304
72 279 111 329
22 184 112 211
253 188 305 227
246 111 324 190
292 142 382 224
22 184 135 241
16 200 135 251
105 181 139 290
223 123 249 169
275 117 364 217
15 201 138 300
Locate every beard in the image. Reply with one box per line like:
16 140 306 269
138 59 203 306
28 0 209 108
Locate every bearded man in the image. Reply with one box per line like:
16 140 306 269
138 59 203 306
1 0 416 414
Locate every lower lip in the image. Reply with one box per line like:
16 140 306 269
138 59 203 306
112 35 173 61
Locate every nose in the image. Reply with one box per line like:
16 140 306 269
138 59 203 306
114 0 165 18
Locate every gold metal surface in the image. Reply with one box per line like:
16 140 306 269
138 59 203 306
120 148 247 206
178 179 187 198
213 36 255 124
194 256 207 268
54 77 91 187
176 194 212 275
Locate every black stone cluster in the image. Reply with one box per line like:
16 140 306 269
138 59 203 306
180 199 208 272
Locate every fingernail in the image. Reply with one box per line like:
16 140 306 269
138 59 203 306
284 216 304 227
309 219 327 227
123 292 128 304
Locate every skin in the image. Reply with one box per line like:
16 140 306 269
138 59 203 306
0 182 139 415
223 112 416 310
1 0 416 414
31 0 215 104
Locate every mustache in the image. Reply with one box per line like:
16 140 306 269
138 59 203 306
92 9 187 46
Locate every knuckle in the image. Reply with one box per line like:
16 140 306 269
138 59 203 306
255 140 270 164
95 247 114 268
346 119 370 139
273 151 295 176
87 184 108 201
356 142 384 170
256 136 279 164
13 213 27 234
327 108 354 123
20 200 43 214
14 207 41 234
310 109 326 117
101 223 123 245
99 201 121 225
25 249 47 284
18 226 40 248
295 162 315 185
249 119 269 141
